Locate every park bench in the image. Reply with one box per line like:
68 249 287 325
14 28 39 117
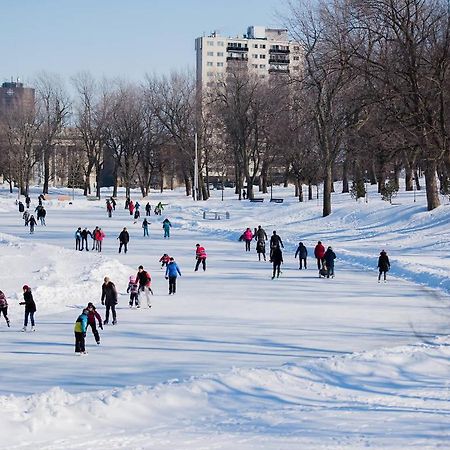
203 211 230 220
249 198 264 203
270 198 284 203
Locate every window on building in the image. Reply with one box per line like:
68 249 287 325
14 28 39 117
252 54 258 58
217 62 224 67
207 51 214 56
253 44 258 48
207 41 214 46
260 54 266 59
217 52 224 57
217 41 225 46
259 64 266 69
293 56 300 61
207 61 213 67
293 46 300 51
293 66 300 70
252 64 258 68
261 44 266 49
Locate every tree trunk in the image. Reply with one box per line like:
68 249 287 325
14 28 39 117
184 173 191 196
414 169 421 190
342 158 349 193
246 175 254 200
96 166 101 199
424 159 440 211
43 147 50 194
283 164 289 188
299 183 303 202
294 181 299 197
405 166 414 191
323 163 332 217
308 183 313 201
369 163 377 185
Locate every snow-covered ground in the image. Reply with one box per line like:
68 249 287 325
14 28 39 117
0 182 449 449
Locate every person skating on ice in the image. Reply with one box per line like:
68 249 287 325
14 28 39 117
324 246 336 278
118 227 130 253
159 253 170 268
269 231 284 261
86 302 103 344
241 227 253 252
314 241 326 270
256 238 266 261
378 250 391 282
75 227 82 250
162 218 172 238
0 290 10 327
74 308 89 354
142 218 149 236
295 242 308 269
271 246 283 279
165 257 181 295
136 265 153 307
101 277 118 325
195 244 207 271
20 285 36 331
127 276 140 308
29 215 37 234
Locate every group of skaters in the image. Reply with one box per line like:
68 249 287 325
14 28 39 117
75 226 106 252
0 285 37 332
17 196 46 233
239 225 391 281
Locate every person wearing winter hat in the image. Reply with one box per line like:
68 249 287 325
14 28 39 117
19 285 36 331
0 290 10 327
101 277 118 325
86 302 103 344
127 275 140 308
74 308 89 354
324 246 336 278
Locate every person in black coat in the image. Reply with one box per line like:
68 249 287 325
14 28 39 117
295 242 308 269
118 227 130 253
378 250 391 282
269 231 284 261
324 246 336 278
20 285 36 331
101 277 118 325
271 247 283 279
18 201 24 213
80 228 92 251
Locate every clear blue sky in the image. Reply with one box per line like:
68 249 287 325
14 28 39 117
1 0 283 85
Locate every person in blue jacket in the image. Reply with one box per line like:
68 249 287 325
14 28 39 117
165 257 181 294
74 308 89 354
324 246 336 278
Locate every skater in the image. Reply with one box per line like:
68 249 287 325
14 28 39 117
256 238 266 261
136 265 153 307
101 277 118 325
39 207 46 226
133 208 140 222
86 302 103 344
135 201 140 211
159 253 170 268
110 197 116 210
269 230 284 261
96 228 105 252
92 226 99 250
162 218 172 238
145 202 151 216
271 246 283 279
80 228 92 251
378 250 390 282
23 210 30 226
127 276 140 308
18 201 24 213
324 246 336 278
241 228 253 251
165 257 181 294
20 285 36 331
75 227 82 250
142 218 149 236
129 200 135 216
242 190 247 200
74 308 89 354
254 225 268 242
118 227 130 253
124 197 130 210
195 244 207 271
25 195 31 209
314 241 326 270
106 200 113 218
295 242 308 269
0 290 10 327
29 215 37 234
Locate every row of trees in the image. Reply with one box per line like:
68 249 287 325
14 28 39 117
0 0 449 216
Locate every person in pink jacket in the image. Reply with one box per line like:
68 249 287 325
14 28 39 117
240 227 254 252
96 228 105 252
195 244 207 271
129 200 135 216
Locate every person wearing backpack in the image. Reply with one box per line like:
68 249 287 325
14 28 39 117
0 290 10 327
74 308 89 354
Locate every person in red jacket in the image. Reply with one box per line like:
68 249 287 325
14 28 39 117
86 302 103 344
314 241 326 270
129 200 135 216
159 253 171 268
136 265 153 307
195 244 207 271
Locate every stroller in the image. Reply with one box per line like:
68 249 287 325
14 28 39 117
319 264 328 278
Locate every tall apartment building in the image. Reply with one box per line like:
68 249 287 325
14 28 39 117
195 25 301 88
0 80 35 118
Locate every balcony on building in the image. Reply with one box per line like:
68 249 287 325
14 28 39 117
227 54 249 62
268 57 290 64
268 66 290 74
269 46 290 54
226 44 249 52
